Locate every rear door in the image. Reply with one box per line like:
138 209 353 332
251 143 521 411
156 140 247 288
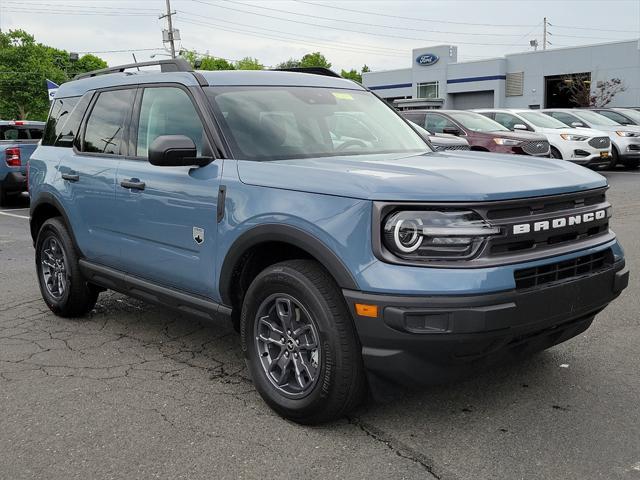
113 85 221 298
58 87 135 266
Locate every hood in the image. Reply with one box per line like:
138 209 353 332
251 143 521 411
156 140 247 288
580 124 640 134
481 130 547 141
237 151 607 202
537 127 611 138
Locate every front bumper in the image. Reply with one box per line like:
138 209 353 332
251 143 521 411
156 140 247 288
0 171 27 193
344 260 628 387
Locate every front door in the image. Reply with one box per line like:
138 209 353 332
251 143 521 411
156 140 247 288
113 85 221 298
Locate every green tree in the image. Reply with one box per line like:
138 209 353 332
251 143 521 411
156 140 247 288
180 49 235 71
275 58 301 69
299 52 331 69
340 65 371 84
235 56 263 70
0 30 107 120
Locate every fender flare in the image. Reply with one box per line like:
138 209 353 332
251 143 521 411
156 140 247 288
29 192 81 253
218 223 359 306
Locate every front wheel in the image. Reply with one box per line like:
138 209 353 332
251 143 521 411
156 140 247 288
241 260 366 424
35 218 99 317
550 146 563 159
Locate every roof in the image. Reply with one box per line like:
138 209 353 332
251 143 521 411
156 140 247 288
55 69 362 99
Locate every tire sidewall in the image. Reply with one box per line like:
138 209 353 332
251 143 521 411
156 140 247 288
241 265 341 418
35 220 73 311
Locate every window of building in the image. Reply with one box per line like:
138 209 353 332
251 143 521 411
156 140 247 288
416 81 439 99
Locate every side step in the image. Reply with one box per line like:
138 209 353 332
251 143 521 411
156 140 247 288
79 260 232 320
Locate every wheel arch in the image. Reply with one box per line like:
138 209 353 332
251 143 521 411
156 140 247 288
30 193 80 253
219 224 359 309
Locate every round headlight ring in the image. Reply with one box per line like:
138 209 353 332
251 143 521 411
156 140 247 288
394 218 423 253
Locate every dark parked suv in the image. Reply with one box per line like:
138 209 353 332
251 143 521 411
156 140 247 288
29 60 627 424
402 109 550 157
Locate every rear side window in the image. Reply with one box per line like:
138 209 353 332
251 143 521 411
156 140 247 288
42 97 80 146
403 113 426 128
82 89 135 155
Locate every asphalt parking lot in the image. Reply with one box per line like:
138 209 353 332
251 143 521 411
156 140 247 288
1 171 639 480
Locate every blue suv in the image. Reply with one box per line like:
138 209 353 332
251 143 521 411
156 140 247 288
29 59 628 424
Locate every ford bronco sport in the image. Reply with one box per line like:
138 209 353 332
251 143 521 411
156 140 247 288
29 59 628 424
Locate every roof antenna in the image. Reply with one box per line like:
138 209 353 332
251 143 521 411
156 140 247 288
132 53 141 71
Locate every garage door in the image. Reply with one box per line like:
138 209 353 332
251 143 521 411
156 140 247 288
449 91 494 109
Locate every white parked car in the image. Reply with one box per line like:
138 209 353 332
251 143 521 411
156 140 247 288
542 109 640 169
474 109 611 168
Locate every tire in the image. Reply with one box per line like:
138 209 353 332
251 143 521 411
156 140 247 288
608 146 619 169
0 187 7 207
35 217 99 317
550 146 563 159
241 259 366 424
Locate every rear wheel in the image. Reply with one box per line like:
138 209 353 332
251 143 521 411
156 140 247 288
35 218 99 317
241 259 366 424
0 187 7 207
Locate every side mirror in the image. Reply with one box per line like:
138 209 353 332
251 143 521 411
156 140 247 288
442 127 461 136
513 123 528 131
571 121 586 128
148 135 211 167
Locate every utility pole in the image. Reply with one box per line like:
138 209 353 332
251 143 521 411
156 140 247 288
543 17 549 50
160 0 177 59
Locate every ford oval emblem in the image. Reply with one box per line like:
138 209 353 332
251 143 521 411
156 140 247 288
416 53 439 66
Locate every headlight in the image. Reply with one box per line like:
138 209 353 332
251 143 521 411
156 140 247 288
560 133 588 141
616 131 640 137
493 138 521 146
383 210 501 260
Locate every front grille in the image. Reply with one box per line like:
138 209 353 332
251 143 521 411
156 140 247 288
514 249 613 290
588 136 610 149
521 140 550 156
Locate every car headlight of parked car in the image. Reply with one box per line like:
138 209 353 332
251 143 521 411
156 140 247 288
383 210 501 260
493 138 521 146
616 131 640 137
560 133 589 141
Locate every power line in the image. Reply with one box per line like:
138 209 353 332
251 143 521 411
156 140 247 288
187 0 544 47
185 0 538 38
293 0 538 28
178 10 409 55
1 1 158 11
179 18 407 58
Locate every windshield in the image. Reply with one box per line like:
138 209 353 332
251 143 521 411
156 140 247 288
448 111 509 132
573 110 621 126
518 111 567 129
619 109 640 124
205 87 431 161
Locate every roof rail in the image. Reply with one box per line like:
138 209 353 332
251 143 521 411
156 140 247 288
73 58 193 80
273 67 342 78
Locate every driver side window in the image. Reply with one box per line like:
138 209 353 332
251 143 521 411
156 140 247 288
136 87 205 158
425 114 455 134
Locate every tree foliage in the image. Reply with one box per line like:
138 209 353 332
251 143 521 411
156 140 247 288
276 52 331 70
0 30 107 120
590 78 626 107
340 65 370 83
560 74 626 107
235 57 263 70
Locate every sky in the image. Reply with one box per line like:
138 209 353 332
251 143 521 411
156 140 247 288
0 0 639 72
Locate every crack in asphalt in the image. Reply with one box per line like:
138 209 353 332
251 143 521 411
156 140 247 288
348 416 442 479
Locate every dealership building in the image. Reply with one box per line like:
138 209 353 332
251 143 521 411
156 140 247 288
362 39 640 110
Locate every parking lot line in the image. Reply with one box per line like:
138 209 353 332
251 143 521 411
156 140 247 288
0 211 29 219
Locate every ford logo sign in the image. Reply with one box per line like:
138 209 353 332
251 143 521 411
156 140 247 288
416 53 439 66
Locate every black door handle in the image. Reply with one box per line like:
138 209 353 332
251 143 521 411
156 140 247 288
120 178 146 190
61 172 79 182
